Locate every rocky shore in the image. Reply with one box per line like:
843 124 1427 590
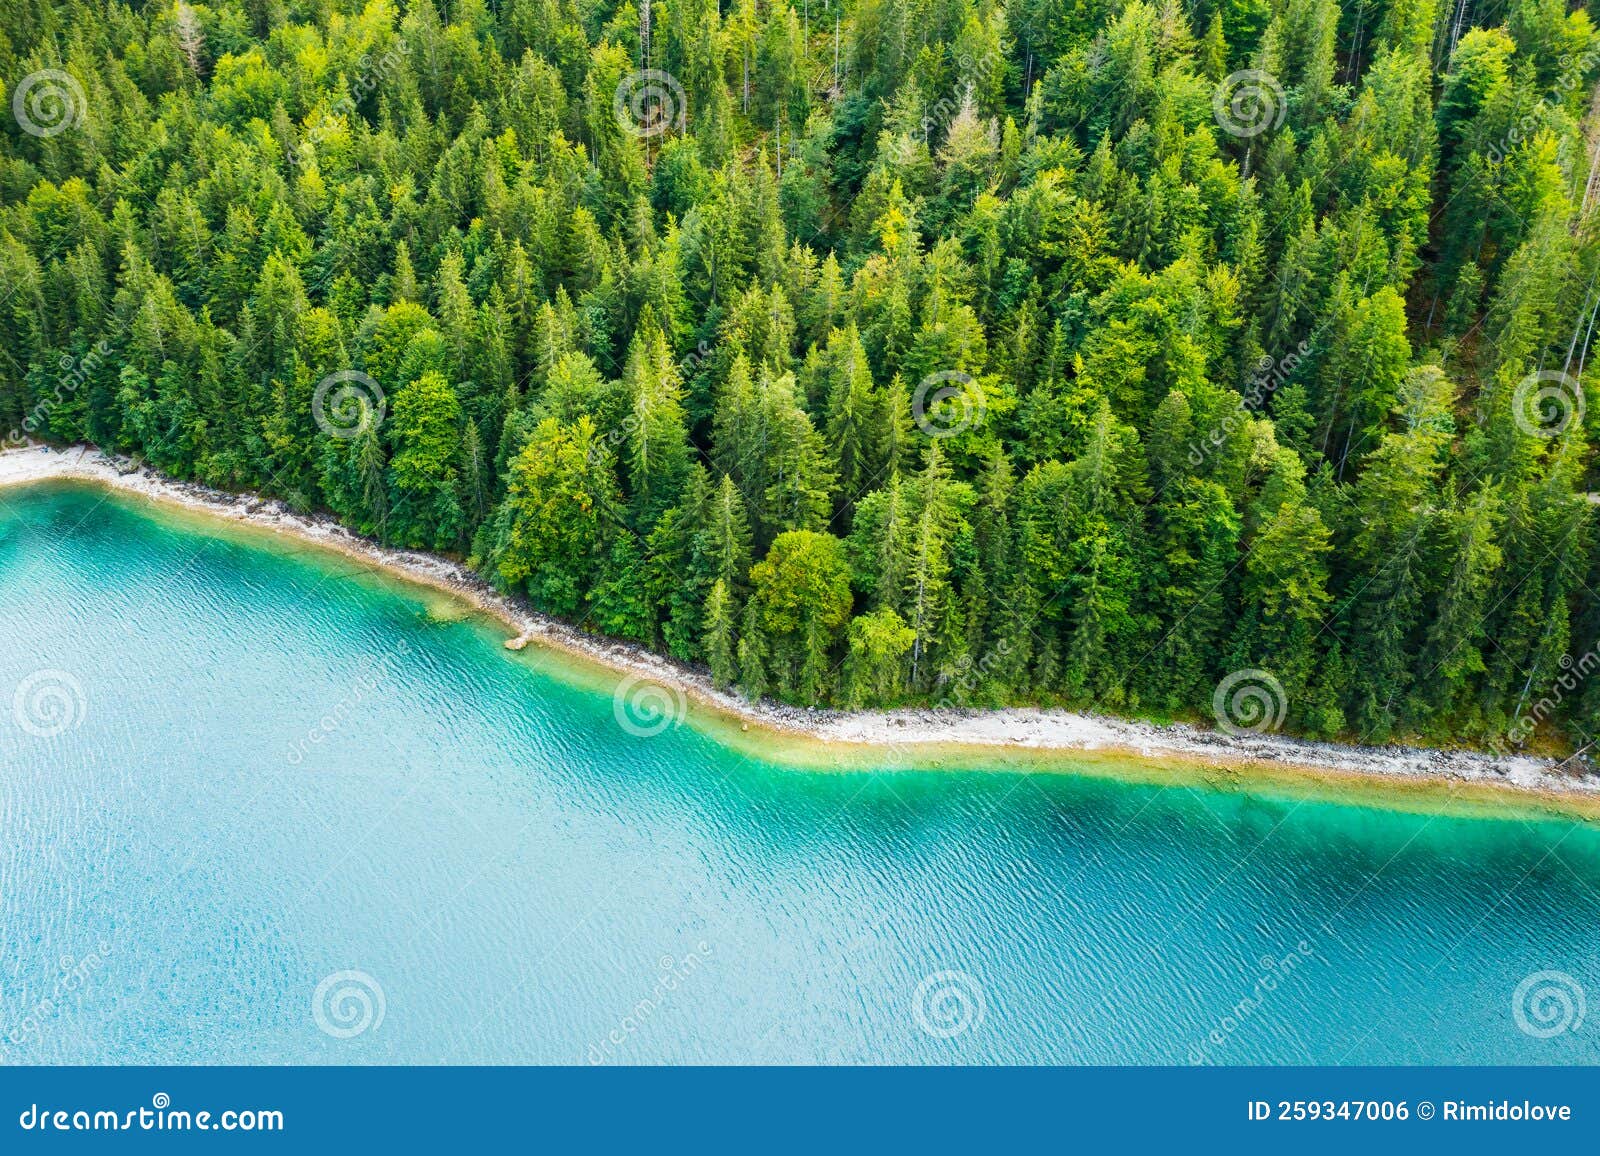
3 442 1595 808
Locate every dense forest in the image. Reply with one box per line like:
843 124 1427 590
3 0 1600 754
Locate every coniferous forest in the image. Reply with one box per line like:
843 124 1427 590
4 0 1600 754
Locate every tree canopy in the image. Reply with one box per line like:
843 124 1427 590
5 0 1600 753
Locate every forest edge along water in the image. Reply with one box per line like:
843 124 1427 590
9 477 1600 1067
4 441 1599 824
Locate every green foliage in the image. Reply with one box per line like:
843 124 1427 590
747 530 853 702
845 606 917 706
388 371 466 551
497 416 620 617
6 0 1600 754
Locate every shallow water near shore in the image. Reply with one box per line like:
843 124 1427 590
2 482 1599 1064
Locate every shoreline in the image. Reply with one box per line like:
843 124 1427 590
3 443 1598 819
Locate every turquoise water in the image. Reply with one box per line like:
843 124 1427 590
1 482 1598 1065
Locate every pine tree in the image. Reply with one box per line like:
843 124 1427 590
11 0 1600 743
705 578 740 688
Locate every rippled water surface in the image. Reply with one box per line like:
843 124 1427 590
2 482 1598 1064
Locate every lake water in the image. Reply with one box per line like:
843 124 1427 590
1 481 1597 1064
